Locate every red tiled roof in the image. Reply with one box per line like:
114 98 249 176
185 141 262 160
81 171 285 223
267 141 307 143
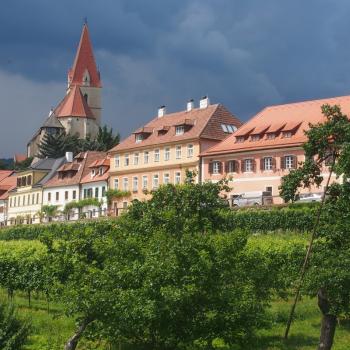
250 124 270 135
0 171 13 183
55 85 94 119
88 158 110 168
68 24 101 88
14 154 27 163
267 122 286 133
81 158 110 184
44 151 106 188
0 173 17 200
110 104 242 152
202 95 350 156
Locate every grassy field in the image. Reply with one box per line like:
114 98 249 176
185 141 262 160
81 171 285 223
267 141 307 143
1 289 349 350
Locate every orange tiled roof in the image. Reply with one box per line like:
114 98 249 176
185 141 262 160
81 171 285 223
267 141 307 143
88 158 110 168
81 158 110 184
44 151 106 188
110 104 242 152
14 154 27 163
0 171 13 183
55 85 94 119
0 173 17 200
203 95 350 156
68 24 101 88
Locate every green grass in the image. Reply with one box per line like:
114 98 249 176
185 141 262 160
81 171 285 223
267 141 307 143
1 290 349 349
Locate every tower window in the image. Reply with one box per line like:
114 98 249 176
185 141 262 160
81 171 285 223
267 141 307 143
83 94 88 102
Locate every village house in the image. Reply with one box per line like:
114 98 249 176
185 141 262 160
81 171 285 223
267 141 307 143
42 151 107 220
7 157 66 225
108 97 242 214
201 95 347 204
0 171 17 226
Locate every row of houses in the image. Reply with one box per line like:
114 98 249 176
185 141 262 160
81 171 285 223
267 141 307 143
1 92 346 226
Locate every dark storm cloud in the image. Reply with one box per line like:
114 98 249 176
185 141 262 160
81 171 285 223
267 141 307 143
1 0 350 156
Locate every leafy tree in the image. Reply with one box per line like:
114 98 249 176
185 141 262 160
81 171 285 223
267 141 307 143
41 205 59 222
14 157 33 170
279 104 350 349
0 302 30 349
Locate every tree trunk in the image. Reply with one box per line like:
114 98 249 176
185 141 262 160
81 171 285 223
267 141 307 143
317 289 337 350
64 317 93 350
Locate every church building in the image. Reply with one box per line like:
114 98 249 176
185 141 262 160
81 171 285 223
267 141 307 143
27 23 102 158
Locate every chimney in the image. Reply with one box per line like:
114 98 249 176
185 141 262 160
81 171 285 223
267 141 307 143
187 99 194 112
158 105 166 118
65 152 73 163
199 96 210 109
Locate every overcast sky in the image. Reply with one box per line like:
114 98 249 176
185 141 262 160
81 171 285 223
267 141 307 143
1 0 350 157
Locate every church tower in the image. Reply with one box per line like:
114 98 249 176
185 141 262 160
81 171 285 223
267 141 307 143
55 23 102 139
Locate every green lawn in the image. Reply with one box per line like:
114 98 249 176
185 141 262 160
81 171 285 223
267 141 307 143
1 290 349 349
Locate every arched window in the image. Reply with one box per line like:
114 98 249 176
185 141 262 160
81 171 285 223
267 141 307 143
27 175 32 186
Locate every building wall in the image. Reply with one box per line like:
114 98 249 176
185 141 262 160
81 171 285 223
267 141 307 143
59 117 98 139
202 146 336 204
79 86 102 126
7 188 43 224
0 200 7 226
43 185 80 213
81 180 108 218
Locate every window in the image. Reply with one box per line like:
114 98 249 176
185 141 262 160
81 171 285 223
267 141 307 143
187 144 194 158
134 153 139 165
175 125 185 135
135 134 143 143
236 136 245 143
9 198 12 207
266 186 273 195
114 178 119 189
91 169 96 177
27 175 32 185
23 196 26 206
14 197 16 207
251 135 260 141
65 191 69 200
285 155 295 169
163 173 170 185
283 131 292 138
221 124 236 133
56 192 59 201
124 154 129 166
114 155 120 168
212 161 221 174
244 159 253 172
132 177 138 192
164 147 170 161
27 194 30 205
144 151 149 164
72 191 76 200
95 187 99 198
48 192 51 202
102 186 106 197
226 160 237 173
176 145 182 159
123 178 129 191
36 193 39 204
142 175 148 190
263 157 273 171
175 172 181 185
83 189 88 199
99 167 103 176
154 149 160 162
153 174 159 189
123 201 128 209
267 133 275 140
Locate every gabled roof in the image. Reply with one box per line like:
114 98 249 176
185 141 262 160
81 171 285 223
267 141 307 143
0 173 17 200
202 95 350 156
110 104 242 152
68 24 101 88
55 85 94 119
81 157 110 184
44 151 106 188
41 111 64 129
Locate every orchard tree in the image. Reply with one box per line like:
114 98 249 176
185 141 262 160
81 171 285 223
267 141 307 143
280 104 350 349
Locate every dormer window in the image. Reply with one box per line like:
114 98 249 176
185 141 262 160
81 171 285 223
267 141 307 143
221 124 237 133
267 133 275 140
175 125 185 135
282 131 292 138
236 136 245 143
251 135 260 142
135 134 143 143
91 169 96 177
99 167 103 176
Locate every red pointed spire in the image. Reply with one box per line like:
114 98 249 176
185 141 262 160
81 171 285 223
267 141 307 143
68 24 101 88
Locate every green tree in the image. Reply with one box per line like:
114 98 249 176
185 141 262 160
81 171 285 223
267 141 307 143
95 125 119 151
41 205 59 222
0 302 30 349
280 104 350 349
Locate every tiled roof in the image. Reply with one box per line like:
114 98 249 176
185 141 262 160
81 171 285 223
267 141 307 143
44 151 106 188
55 85 94 119
68 24 101 88
30 158 58 170
0 173 17 200
14 154 27 163
0 171 13 183
110 104 242 153
81 158 110 184
42 111 64 129
203 95 350 156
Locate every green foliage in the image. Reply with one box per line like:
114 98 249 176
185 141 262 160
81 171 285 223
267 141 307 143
15 157 33 170
64 198 102 212
0 302 30 349
96 125 120 151
41 205 59 219
105 189 131 205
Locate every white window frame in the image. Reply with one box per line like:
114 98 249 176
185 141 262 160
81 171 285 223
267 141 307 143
122 177 129 191
227 160 236 173
163 173 170 185
134 153 139 165
283 131 292 138
132 176 138 192
244 159 253 172
175 125 185 135
176 145 182 159
153 174 159 189
164 147 170 161
142 175 148 190
144 151 149 164
114 155 120 168
124 154 129 166
264 157 273 171
175 171 181 185
187 144 194 158
285 155 295 169
114 178 119 190
154 149 160 162
212 161 221 174
135 134 143 143
251 135 260 142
